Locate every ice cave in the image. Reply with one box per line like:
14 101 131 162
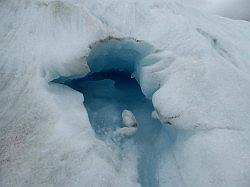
1 0 250 187
54 38 176 187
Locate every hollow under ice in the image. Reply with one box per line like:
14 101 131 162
54 38 176 187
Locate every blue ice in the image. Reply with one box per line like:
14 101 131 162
59 38 176 187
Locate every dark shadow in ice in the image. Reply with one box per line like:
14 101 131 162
53 38 177 187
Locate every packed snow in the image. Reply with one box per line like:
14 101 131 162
0 0 250 187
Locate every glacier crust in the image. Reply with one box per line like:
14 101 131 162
0 0 250 187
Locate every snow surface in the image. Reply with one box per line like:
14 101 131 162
0 0 250 187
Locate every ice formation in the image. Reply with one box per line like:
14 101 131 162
0 0 250 187
122 110 138 128
151 110 159 120
113 127 138 138
113 110 138 138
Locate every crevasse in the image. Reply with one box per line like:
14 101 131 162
53 38 177 187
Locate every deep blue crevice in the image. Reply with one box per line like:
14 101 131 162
53 38 176 187
64 70 164 187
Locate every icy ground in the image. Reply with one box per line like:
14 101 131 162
1 0 250 187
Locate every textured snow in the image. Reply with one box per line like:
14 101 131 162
0 0 250 187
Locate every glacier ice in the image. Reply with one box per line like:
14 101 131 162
63 69 168 187
122 110 138 127
114 109 138 138
0 0 250 187
58 41 172 186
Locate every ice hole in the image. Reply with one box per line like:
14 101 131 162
54 38 176 187
66 70 163 138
